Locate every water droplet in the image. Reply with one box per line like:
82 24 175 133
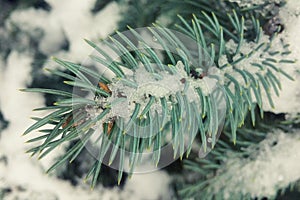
207 137 212 143
152 36 158 42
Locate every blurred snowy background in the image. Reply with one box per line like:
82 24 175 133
0 0 300 200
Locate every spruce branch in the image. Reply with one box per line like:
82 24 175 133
22 9 293 188
179 110 299 199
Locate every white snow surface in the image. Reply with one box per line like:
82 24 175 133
264 0 300 113
213 130 300 199
7 0 121 63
